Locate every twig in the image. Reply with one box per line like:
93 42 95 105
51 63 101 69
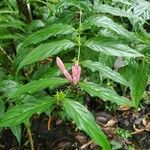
27 127 34 150
80 140 93 149
47 117 51 130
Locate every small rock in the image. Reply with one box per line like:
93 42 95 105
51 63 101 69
57 141 71 149
75 134 87 144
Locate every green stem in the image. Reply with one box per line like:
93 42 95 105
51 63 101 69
77 10 82 61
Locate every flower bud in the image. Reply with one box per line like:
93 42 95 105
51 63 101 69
56 57 73 83
56 57 66 73
63 69 73 83
72 61 81 85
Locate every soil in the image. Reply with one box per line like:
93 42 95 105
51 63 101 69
0 98 150 150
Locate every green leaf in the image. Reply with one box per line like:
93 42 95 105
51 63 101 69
0 23 25 32
32 63 72 80
81 16 135 40
27 20 45 31
79 82 132 106
85 38 143 57
0 34 22 40
11 125 21 144
0 10 18 14
81 60 128 86
17 23 76 50
130 63 149 107
17 39 76 71
94 4 135 18
64 0 92 11
63 99 111 150
0 99 5 118
132 0 150 21
9 78 68 98
0 80 19 97
0 97 55 127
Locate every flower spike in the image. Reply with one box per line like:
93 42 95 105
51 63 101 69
56 57 81 85
56 57 73 83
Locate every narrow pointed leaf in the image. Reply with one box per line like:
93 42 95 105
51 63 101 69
17 39 76 71
85 38 143 57
11 125 21 144
94 4 136 18
81 60 128 86
79 82 132 106
81 16 135 40
0 97 55 127
130 63 149 107
9 78 68 98
17 23 76 50
63 99 111 150
0 23 25 32
0 10 18 14
32 63 72 80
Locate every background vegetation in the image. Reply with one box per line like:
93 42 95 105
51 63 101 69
0 0 150 149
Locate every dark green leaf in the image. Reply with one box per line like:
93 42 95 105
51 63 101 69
0 99 5 118
130 63 149 107
81 60 128 86
94 4 136 18
81 16 135 40
79 82 132 106
17 39 76 71
0 23 25 32
32 63 72 80
85 38 143 57
0 10 18 14
11 125 21 144
9 78 68 98
17 23 76 50
63 99 111 150
0 97 55 127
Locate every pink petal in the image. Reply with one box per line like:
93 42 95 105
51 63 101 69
77 66 81 82
72 77 78 85
56 57 66 72
63 70 73 82
72 62 81 84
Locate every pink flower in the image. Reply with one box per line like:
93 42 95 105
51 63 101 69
56 57 81 85
56 57 73 83
72 62 81 85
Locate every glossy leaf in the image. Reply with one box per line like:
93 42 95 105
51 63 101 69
63 98 111 150
32 63 72 80
17 39 76 71
11 125 21 144
132 0 150 21
0 97 55 127
17 23 76 50
81 60 128 86
130 63 149 107
79 82 132 106
0 80 19 97
81 16 135 40
85 38 143 57
9 78 68 98
94 4 135 18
